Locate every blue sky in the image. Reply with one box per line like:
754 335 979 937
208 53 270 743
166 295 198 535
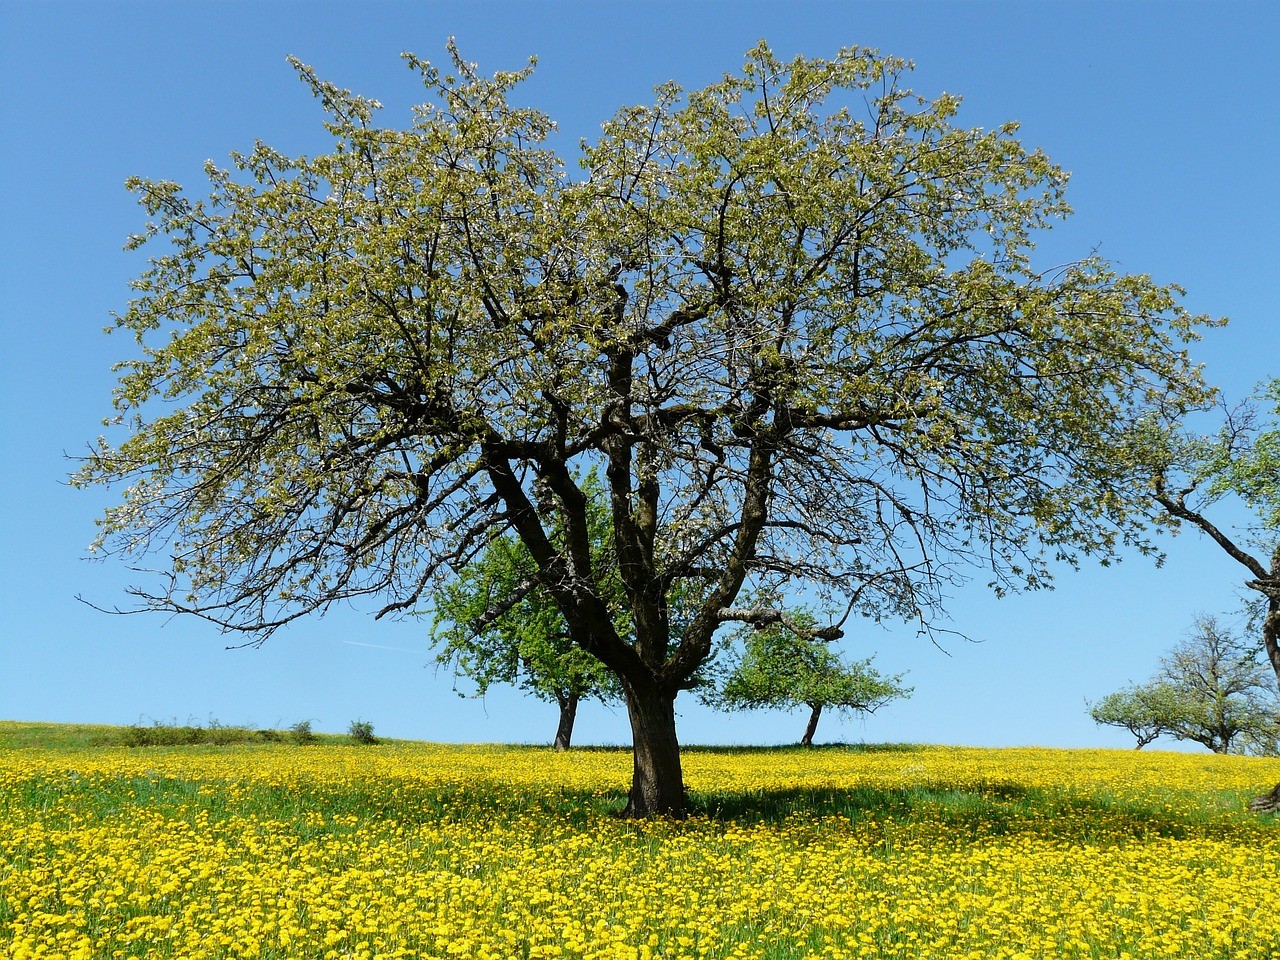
1 0 1276 749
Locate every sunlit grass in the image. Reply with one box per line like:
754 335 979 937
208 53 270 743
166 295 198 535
0 719 358 750
0 720 131 750
1 724 1277 959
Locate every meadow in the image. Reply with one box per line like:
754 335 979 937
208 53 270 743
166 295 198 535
1 722 1277 960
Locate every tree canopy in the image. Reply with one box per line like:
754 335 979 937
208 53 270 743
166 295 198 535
77 41 1216 815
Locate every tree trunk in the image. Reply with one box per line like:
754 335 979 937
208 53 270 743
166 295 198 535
1249 782 1280 814
1255 563 1280 816
1265 545 1280 689
622 681 686 818
800 703 823 747
1262 594 1279 693
552 692 578 751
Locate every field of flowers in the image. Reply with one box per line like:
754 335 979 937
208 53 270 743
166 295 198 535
1 732 1277 960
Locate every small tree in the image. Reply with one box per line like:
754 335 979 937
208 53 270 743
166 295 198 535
431 533 621 750
289 720 316 745
1090 617 1280 755
718 613 910 746
1088 682 1187 749
430 471 623 750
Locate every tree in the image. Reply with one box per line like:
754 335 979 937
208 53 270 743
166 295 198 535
1152 379 1280 690
430 474 622 750
430 532 619 749
1158 616 1280 755
1088 682 1186 750
76 42 1215 816
1149 378 1280 804
1090 616 1280 754
1249 784 1280 814
717 613 910 746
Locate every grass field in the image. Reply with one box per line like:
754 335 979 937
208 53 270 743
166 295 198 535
1 722 1277 960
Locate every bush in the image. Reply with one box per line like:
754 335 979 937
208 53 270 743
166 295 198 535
123 718 258 747
348 719 378 745
123 722 191 747
289 720 317 745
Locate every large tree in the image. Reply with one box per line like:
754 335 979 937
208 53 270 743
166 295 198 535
76 42 1214 815
1151 379 1280 690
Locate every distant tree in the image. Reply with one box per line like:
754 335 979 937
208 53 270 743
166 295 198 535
717 612 910 746
1158 616 1280 755
289 720 316 745
75 41 1217 816
1090 616 1280 755
430 510 622 750
1088 682 1187 749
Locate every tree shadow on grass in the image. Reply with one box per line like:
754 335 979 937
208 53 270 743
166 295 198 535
689 782 1028 823
688 742 926 755
512 741 926 755
680 781 1273 842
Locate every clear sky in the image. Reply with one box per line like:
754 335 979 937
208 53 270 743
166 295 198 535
1 0 1276 750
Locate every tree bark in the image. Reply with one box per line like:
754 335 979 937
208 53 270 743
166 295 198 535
1249 783 1280 814
1260 581 1280 816
552 693 579 751
800 703 823 747
621 681 686 817
1262 594 1279 692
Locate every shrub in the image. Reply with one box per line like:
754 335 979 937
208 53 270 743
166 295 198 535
348 719 378 745
289 720 316 745
122 718 261 747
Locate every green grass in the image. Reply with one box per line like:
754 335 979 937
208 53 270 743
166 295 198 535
0 720 129 749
